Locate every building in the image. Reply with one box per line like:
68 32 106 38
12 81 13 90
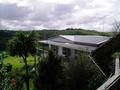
39 34 120 89
39 35 110 59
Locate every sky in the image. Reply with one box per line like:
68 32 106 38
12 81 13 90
0 0 120 31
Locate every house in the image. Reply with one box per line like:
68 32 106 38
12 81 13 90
39 34 120 89
38 35 110 59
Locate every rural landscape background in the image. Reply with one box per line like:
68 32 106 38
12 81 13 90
0 0 120 90
0 29 117 90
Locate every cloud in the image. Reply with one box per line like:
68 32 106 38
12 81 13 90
0 0 120 31
53 4 74 16
0 3 31 20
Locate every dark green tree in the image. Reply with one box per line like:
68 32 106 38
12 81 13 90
65 52 105 90
34 50 65 90
8 32 37 90
92 33 120 75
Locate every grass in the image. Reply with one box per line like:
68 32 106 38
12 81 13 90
23 79 34 90
3 55 35 70
3 55 36 90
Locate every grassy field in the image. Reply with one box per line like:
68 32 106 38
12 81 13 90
3 55 35 69
3 55 36 90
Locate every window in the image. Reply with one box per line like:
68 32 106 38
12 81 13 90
63 48 71 57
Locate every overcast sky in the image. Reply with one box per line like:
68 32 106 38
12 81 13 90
0 0 120 31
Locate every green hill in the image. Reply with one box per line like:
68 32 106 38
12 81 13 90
0 29 113 51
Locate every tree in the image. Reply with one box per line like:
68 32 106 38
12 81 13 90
34 50 65 90
112 20 120 35
65 52 105 90
8 31 37 90
92 32 120 76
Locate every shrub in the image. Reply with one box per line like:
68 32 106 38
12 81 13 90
65 52 105 90
0 67 12 90
34 50 65 90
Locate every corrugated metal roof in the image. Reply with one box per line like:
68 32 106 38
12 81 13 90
60 35 110 44
39 35 110 52
39 40 97 52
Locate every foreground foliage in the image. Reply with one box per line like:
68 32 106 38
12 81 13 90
92 33 120 75
65 52 105 90
34 50 65 90
8 32 37 90
34 51 105 90
0 67 12 90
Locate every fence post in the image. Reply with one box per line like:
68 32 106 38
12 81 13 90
115 56 120 75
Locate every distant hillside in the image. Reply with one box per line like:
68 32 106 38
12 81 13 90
0 30 16 51
0 29 113 51
37 29 113 40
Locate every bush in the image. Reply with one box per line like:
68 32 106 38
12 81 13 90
0 67 12 90
34 50 65 90
34 51 106 90
6 63 12 72
64 52 105 90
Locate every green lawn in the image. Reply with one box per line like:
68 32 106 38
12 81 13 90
3 55 35 69
3 55 36 90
